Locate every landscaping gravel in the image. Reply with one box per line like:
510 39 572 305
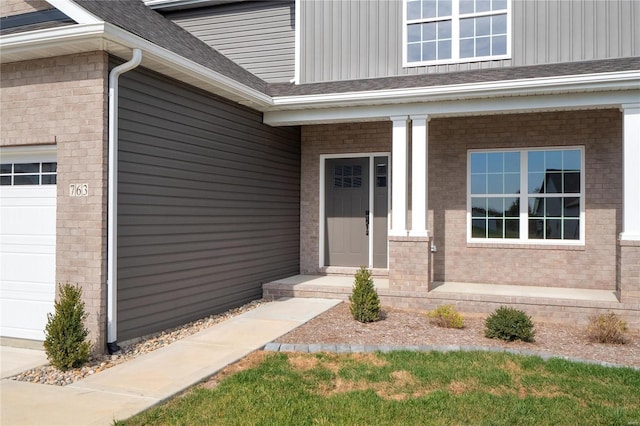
11 299 639 387
276 303 640 368
10 299 265 386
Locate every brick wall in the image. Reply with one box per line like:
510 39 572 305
429 109 622 290
302 110 622 292
618 241 640 304
300 122 391 274
0 0 51 17
1 52 109 350
388 237 431 291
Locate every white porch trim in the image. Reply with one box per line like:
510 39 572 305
264 90 640 126
620 103 640 241
390 116 409 237
409 115 429 237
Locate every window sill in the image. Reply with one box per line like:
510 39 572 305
467 242 585 251
403 54 511 68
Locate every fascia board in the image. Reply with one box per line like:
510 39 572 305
144 0 241 10
0 23 107 55
0 22 272 108
101 24 272 107
271 71 640 109
264 89 640 126
46 0 103 24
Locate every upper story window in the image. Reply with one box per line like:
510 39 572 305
404 0 511 66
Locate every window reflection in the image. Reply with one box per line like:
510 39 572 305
471 149 582 241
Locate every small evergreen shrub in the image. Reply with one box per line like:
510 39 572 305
349 266 381 323
485 306 535 342
427 304 464 329
587 312 628 344
44 283 91 370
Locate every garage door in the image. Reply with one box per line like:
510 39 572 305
0 148 56 341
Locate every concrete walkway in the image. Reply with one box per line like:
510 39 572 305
0 297 340 426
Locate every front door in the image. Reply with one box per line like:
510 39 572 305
324 156 388 268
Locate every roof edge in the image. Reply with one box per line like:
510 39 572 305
0 22 273 107
46 0 102 24
268 70 640 110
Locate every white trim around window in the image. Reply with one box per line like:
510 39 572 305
466 146 585 246
403 0 512 67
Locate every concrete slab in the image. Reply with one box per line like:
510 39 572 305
431 281 619 302
241 297 341 322
0 379 156 426
270 275 389 290
1 346 48 378
71 341 251 400
0 297 340 425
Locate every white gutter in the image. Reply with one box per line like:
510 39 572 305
0 23 272 107
271 70 640 108
107 48 142 353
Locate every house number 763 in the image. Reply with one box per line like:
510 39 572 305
69 183 89 197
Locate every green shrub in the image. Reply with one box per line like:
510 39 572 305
427 304 464 329
44 283 91 370
349 267 380 323
587 312 627 344
485 306 535 342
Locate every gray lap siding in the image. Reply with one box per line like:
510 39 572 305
116 65 300 341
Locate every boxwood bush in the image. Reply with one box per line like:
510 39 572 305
44 283 91 370
485 306 535 342
349 267 380 323
427 304 464 329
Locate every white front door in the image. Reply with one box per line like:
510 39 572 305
0 149 57 341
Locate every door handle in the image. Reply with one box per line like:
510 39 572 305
365 210 370 236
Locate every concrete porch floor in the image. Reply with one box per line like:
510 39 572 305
267 275 617 302
263 275 638 329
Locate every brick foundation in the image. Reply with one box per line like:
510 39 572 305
618 240 640 305
388 236 431 291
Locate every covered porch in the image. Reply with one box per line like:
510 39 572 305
263 275 638 329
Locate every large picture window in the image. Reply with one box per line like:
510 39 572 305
468 148 584 244
405 0 510 66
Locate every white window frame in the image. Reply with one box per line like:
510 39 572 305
466 146 585 246
403 0 512 67
0 146 57 187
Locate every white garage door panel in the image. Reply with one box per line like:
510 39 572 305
0 299 52 340
1 279 56 302
0 162 56 341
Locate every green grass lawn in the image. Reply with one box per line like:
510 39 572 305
119 350 640 426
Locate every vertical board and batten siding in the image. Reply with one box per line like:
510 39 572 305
116 65 300 341
300 0 640 83
164 0 295 83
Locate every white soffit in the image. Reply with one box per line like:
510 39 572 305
263 89 640 126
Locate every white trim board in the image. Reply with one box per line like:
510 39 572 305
264 89 640 126
319 153 391 270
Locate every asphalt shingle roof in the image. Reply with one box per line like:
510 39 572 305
74 0 267 94
12 1 636 101
267 56 640 97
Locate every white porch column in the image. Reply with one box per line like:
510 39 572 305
620 103 640 241
410 115 429 237
390 116 409 236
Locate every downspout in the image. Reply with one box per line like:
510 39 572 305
107 49 142 354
